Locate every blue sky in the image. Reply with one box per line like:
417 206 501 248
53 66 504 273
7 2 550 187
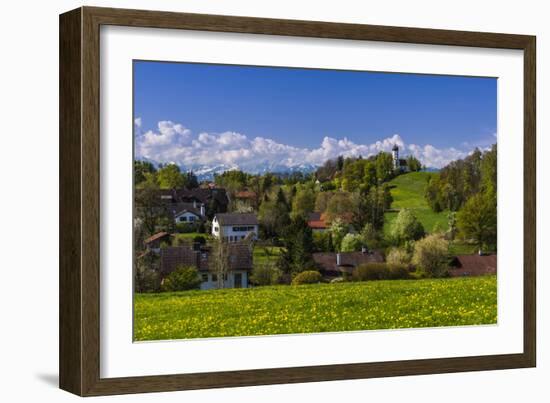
133 60 496 170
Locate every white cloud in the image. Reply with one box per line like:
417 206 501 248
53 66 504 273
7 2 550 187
135 120 487 172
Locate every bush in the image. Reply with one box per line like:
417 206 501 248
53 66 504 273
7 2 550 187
193 235 206 245
386 247 410 266
292 270 322 285
352 263 410 282
352 263 389 281
412 234 449 278
134 253 161 293
387 264 410 280
161 266 202 291
250 263 282 286
176 222 199 233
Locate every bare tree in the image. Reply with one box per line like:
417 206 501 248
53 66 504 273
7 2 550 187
211 238 231 288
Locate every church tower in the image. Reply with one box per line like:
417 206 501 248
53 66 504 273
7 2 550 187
392 144 399 170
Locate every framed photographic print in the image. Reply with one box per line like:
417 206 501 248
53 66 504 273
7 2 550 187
59 6 536 396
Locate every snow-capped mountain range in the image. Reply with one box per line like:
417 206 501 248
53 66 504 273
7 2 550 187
187 162 318 180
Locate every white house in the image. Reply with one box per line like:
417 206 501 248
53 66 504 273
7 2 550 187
212 213 259 242
170 202 206 225
198 270 249 290
159 242 253 290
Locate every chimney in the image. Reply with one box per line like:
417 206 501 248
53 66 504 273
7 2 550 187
336 253 341 266
200 203 205 217
193 200 197 208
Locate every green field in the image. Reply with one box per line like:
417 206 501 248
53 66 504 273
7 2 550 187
383 171 478 254
134 276 497 341
384 171 449 235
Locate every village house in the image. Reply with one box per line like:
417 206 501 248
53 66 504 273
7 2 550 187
167 201 206 225
313 250 384 277
160 241 253 290
211 213 259 242
307 211 354 232
449 254 497 277
233 189 258 209
143 231 171 252
307 212 329 232
157 187 229 217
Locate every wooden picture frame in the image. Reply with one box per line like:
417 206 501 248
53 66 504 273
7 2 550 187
59 6 536 396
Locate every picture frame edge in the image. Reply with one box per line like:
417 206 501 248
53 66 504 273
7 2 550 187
59 6 537 397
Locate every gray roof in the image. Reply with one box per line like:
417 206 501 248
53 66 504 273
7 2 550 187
308 212 322 221
160 242 253 273
313 251 384 273
215 213 258 226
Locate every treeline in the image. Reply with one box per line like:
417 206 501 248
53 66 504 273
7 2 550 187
315 152 422 192
425 146 496 212
425 145 497 251
135 160 199 190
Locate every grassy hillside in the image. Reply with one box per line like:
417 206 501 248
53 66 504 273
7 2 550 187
384 171 449 235
134 276 496 341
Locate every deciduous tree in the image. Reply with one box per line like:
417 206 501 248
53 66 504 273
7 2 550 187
157 163 185 189
330 217 348 252
340 233 363 252
456 193 497 251
390 209 425 245
211 238 231 289
412 234 449 277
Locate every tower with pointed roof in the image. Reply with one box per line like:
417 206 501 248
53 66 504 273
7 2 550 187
392 144 399 170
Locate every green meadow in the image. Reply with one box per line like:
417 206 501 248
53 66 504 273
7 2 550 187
384 171 449 235
134 276 497 341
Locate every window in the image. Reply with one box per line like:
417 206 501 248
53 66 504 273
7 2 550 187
201 274 208 282
213 226 219 232
188 216 195 221
179 216 187 222
211 274 218 282
232 226 256 232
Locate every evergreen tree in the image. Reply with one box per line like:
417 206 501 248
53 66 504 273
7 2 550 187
278 216 315 275
186 171 199 189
